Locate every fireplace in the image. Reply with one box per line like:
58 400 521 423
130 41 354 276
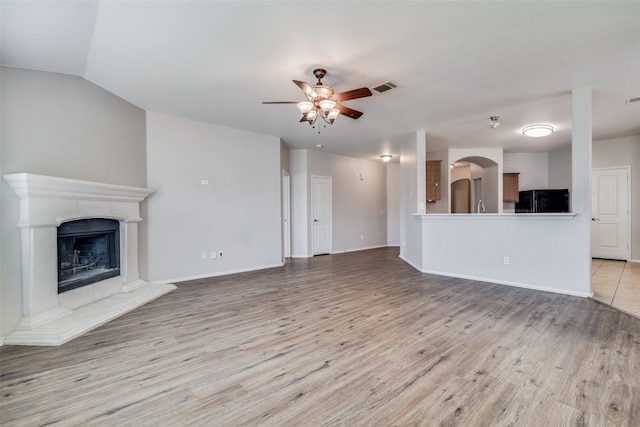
58 219 121 293
3 173 176 346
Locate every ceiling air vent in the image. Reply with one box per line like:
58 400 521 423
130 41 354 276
626 96 640 104
372 81 398 94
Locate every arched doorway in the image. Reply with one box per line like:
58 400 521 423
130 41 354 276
450 156 499 213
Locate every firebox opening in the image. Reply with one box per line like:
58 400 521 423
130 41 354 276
57 219 120 294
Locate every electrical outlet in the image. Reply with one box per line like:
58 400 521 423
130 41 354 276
201 252 207 260
219 251 224 258
503 256 510 265
360 235 364 240
211 252 216 259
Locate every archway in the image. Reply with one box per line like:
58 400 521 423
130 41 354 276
450 156 499 213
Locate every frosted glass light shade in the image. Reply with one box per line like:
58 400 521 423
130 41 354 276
306 109 318 121
327 108 340 121
522 124 554 137
319 99 337 115
297 101 314 115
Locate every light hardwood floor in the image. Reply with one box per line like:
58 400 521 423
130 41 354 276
592 259 640 319
2 248 639 426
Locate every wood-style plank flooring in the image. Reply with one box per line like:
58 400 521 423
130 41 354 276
2 248 640 426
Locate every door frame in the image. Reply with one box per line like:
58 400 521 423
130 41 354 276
311 175 332 255
282 171 291 259
591 166 631 261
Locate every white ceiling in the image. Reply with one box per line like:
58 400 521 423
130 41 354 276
2 1 639 162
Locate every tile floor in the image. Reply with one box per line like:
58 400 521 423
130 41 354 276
592 259 640 319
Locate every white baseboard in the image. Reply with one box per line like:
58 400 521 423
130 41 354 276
153 262 285 285
290 254 312 259
0 335 5 347
629 259 640 263
399 254 422 271
420 268 592 298
331 245 387 255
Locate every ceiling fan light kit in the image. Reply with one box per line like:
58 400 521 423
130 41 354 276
522 124 554 137
380 155 392 162
264 68 372 129
489 116 500 129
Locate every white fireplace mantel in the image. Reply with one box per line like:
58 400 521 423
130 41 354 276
3 173 176 346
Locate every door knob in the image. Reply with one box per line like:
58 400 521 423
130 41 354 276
314 219 319 222
591 218 600 221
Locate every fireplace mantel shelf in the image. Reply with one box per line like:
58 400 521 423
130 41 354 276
4 173 153 202
4 173 153 228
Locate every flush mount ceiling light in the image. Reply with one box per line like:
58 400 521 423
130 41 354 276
489 116 500 129
380 155 392 162
522 124 554 137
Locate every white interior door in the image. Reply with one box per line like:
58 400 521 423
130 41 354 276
282 172 291 259
312 176 332 255
591 167 630 260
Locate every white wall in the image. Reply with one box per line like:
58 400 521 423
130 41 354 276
503 152 549 191
593 135 640 261
548 145 572 191
482 164 500 213
450 164 470 182
309 150 387 253
145 112 282 283
1 67 147 337
399 132 425 269
387 163 400 246
289 149 309 257
289 149 388 256
421 215 590 296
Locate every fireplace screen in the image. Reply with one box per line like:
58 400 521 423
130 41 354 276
57 219 120 293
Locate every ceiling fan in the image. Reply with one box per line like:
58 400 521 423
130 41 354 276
262 68 372 127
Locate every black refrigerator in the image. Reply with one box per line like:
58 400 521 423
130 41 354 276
515 189 570 213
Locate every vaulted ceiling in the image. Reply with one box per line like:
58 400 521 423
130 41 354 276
2 1 639 161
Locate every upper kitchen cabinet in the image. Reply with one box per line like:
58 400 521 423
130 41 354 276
503 173 520 203
426 160 442 202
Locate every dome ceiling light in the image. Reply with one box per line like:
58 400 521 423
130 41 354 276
522 124 554 137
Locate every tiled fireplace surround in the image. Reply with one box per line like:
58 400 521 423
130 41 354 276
3 173 176 346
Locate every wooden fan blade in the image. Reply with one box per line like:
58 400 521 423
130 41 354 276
335 104 364 119
293 80 317 100
331 87 372 102
262 101 299 104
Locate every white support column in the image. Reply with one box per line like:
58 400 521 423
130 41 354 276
572 87 593 294
416 131 427 214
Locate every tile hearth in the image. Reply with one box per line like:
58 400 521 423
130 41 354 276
5 282 175 346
